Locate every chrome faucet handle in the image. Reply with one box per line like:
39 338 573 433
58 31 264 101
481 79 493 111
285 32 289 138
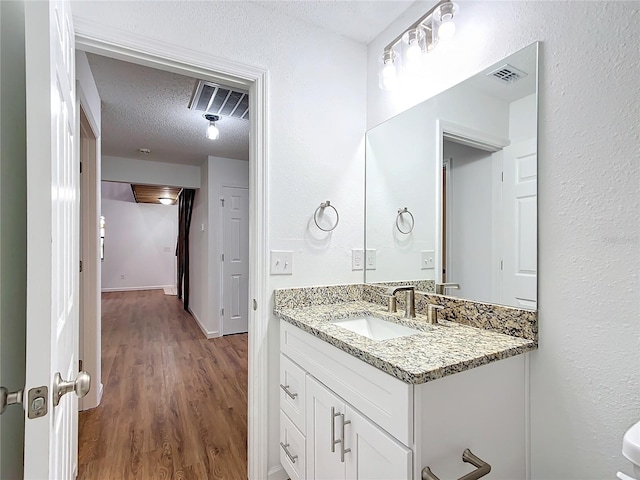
435 283 460 295
384 295 397 313
426 304 444 325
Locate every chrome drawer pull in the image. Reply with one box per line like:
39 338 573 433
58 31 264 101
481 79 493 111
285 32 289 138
331 407 341 452
422 448 491 480
340 413 351 463
280 442 298 464
279 384 298 399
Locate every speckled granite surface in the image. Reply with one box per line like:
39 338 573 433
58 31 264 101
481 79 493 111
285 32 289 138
362 284 538 341
275 298 537 384
370 280 435 293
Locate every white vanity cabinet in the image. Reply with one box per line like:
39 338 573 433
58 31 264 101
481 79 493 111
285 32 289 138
306 375 412 480
279 321 527 480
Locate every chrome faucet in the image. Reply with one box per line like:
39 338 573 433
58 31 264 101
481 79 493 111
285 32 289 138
386 285 416 318
435 283 460 295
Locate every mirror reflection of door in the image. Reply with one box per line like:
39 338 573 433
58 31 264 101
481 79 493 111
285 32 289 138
443 140 498 303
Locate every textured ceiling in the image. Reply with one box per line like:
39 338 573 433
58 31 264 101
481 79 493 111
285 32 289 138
87 53 250 166
253 0 416 44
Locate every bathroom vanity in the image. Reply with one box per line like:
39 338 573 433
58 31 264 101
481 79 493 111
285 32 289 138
275 287 537 480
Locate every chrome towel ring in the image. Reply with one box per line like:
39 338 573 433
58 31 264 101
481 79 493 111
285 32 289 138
314 201 339 232
396 207 414 234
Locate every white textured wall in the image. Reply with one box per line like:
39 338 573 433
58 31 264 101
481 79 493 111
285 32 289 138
102 155 201 188
101 182 178 291
189 159 209 335
368 2 640 478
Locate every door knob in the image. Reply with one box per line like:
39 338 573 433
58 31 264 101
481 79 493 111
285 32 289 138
53 371 91 406
0 386 24 415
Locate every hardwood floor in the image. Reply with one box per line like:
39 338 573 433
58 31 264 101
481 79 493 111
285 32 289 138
78 290 248 479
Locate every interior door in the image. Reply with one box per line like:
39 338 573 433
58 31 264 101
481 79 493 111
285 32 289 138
222 186 249 335
23 1 81 478
501 138 537 309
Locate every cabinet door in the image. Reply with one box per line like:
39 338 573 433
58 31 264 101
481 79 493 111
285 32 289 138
345 406 412 480
306 376 346 480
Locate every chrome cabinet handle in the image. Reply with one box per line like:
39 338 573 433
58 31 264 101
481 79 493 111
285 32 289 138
279 384 298 399
331 406 341 452
422 448 491 480
340 413 351 462
280 442 298 464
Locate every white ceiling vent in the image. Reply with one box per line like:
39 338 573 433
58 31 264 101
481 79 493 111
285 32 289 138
487 64 528 84
189 81 249 120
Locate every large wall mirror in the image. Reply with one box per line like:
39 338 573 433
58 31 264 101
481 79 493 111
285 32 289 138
365 42 538 310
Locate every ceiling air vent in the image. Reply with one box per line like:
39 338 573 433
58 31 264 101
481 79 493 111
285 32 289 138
189 81 249 120
487 64 528 84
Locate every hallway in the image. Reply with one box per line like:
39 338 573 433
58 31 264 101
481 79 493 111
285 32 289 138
78 290 248 479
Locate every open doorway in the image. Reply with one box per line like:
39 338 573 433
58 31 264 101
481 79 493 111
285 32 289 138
77 50 252 478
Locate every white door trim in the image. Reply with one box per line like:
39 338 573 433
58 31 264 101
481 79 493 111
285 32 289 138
73 19 270 479
435 119 509 286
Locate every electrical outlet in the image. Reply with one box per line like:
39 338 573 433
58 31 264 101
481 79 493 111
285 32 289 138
352 249 364 271
365 249 376 270
270 250 294 275
421 250 435 270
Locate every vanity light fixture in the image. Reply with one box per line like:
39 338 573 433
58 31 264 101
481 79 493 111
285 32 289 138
204 113 221 140
378 0 459 90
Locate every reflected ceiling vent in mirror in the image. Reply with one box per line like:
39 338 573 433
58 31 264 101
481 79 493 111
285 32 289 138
487 64 528 84
189 81 249 120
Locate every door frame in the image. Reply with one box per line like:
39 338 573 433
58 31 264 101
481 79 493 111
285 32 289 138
74 18 270 479
434 119 509 287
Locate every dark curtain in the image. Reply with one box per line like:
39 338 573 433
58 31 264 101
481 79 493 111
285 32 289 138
177 189 195 311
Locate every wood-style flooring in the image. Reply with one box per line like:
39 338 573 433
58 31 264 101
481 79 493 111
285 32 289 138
78 290 248 479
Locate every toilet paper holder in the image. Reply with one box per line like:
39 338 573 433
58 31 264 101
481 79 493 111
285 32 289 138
422 448 491 480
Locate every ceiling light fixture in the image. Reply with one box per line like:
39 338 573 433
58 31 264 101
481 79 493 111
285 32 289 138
204 113 221 140
158 197 173 205
378 0 459 91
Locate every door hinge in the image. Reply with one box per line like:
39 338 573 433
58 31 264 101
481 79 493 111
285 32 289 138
221 253 225 262
79 260 83 272
80 161 83 174
500 260 504 270
220 198 225 207
79 359 83 371
501 171 504 182
221 308 224 316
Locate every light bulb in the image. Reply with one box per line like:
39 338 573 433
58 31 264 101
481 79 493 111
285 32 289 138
380 62 397 90
406 41 423 64
206 122 220 140
158 198 173 205
438 16 456 40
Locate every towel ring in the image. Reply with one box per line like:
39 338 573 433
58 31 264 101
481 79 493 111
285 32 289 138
396 207 414 234
314 201 339 232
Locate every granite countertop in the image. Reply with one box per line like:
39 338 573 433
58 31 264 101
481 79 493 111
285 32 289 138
275 300 536 385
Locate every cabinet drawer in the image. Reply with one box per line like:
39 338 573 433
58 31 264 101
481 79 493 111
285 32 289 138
281 321 413 446
280 353 306 433
280 409 306 480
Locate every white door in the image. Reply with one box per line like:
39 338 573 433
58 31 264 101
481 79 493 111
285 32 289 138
501 138 537 309
24 1 83 478
345 405 412 480
221 186 249 335
306 376 346 480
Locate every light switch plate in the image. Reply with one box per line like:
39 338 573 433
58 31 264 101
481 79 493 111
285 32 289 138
270 250 294 275
365 249 376 270
421 250 435 270
352 249 364 271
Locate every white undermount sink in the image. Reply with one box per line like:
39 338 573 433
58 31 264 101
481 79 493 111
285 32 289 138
331 315 421 341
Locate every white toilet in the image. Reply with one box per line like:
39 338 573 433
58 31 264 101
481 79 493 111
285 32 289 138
618 420 640 480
